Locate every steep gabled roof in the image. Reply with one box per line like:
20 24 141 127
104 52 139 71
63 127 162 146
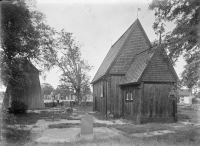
119 49 154 85
20 59 39 73
142 47 179 83
120 46 179 85
91 19 151 83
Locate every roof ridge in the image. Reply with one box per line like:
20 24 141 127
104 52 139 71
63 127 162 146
137 20 152 48
111 19 138 48
106 19 141 75
91 19 140 83
135 48 151 56
91 19 152 83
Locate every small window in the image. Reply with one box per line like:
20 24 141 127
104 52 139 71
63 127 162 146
130 93 133 100
126 92 129 100
100 85 103 98
125 91 133 102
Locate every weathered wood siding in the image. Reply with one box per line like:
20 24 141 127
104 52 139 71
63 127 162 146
122 85 139 119
109 75 123 116
12 73 44 109
93 79 107 114
141 83 174 119
4 72 44 109
142 52 176 82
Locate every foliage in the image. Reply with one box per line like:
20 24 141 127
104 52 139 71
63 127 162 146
8 100 28 115
1 1 40 62
53 84 75 100
41 83 54 96
1 1 36 93
1 0 56 101
43 29 92 104
2 105 17 125
149 0 200 90
1 1 34 93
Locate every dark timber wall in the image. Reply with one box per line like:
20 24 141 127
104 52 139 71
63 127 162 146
122 85 139 120
93 75 124 117
93 79 106 114
109 75 123 116
4 72 44 109
141 83 176 123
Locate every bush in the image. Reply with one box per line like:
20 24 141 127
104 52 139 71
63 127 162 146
192 98 198 104
9 100 28 115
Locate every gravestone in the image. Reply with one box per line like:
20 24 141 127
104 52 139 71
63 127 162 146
81 115 93 135
64 101 67 107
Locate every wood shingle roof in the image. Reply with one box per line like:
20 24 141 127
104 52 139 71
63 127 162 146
120 47 179 85
91 18 178 84
119 49 154 85
91 19 151 83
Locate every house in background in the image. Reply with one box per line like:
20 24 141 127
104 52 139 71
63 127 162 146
178 89 195 104
3 60 44 109
91 19 179 124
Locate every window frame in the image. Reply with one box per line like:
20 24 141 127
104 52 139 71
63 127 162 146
125 90 134 102
100 84 104 98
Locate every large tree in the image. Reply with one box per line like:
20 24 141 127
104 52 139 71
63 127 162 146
1 0 55 95
149 0 200 91
44 29 92 104
1 1 39 94
41 83 54 96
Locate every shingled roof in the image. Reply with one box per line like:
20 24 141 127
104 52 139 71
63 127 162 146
91 19 178 84
119 48 154 85
120 46 179 85
91 19 151 83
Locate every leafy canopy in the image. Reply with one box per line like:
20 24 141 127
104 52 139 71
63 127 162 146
1 0 56 94
42 29 92 104
41 83 54 96
149 0 200 90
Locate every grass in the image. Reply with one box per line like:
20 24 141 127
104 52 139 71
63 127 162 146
22 133 200 146
112 123 174 134
13 111 74 125
2 127 32 146
2 104 200 146
48 122 111 129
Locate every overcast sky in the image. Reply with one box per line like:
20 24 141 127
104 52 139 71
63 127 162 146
33 0 185 88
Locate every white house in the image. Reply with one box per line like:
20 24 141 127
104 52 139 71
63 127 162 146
178 89 195 104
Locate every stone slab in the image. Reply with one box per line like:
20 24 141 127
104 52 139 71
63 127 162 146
81 115 93 135
35 127 123 143
131 130 175 137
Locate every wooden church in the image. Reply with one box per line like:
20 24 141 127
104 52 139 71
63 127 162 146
91 19 179 124
3 59 44 109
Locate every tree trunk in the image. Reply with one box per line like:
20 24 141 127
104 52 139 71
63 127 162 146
76 89 82 105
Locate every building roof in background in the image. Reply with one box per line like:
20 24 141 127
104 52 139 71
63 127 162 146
178 89 191 96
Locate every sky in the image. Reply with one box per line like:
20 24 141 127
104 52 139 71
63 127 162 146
34 0 186 89
0 0 186 91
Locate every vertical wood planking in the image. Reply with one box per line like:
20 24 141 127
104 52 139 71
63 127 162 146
109 75 123 116
142 83 174 119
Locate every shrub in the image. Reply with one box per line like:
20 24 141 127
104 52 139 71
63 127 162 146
66 107 73 113
9 100 28 115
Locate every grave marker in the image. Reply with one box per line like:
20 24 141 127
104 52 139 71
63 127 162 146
81 115 93 135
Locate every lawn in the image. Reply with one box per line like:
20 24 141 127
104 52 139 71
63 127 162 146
1 104 200 146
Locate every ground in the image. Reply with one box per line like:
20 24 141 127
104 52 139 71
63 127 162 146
0 103 200 146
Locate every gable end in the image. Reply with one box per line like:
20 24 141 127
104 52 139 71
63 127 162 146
141 49 177 82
